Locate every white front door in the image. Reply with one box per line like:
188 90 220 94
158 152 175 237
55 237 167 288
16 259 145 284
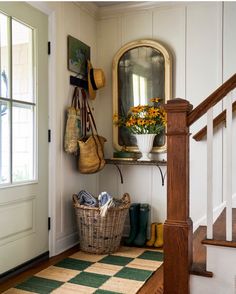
0 2 48 274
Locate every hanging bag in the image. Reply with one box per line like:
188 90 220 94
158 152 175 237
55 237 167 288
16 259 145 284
78 89 106 173
64 87 81 154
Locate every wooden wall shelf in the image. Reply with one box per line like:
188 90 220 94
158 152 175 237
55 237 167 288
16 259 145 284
105 158 167 185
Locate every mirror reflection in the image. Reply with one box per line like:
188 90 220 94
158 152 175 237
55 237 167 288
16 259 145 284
118 46 165 147
113 39 172 153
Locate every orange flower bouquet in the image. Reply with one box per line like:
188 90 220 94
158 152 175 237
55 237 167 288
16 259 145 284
113 98 166 135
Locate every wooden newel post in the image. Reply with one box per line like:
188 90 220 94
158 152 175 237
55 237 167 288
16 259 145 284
163 99 193 294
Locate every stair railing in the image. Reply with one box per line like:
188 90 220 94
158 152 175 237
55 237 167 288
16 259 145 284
192 88 236 241
163 73 236 294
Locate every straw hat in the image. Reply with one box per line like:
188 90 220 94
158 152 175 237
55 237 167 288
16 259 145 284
87 60 105 100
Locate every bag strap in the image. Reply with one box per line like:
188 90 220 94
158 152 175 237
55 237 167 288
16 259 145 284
81 88 89 138
71 87 81 110
86 99 98 134
87 107 105 171
80 89 104 171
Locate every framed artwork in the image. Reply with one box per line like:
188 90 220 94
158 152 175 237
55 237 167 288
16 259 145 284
67 35 90 80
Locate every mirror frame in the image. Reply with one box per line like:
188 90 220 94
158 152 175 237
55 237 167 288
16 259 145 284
112 39 172 153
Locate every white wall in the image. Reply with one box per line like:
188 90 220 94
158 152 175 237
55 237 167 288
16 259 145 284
52 3 99 254
96 1 236 232
224 2 236 197
30 2 99 255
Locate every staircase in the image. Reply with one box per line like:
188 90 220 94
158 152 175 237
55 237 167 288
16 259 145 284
191 208 236 294
163 74 236 294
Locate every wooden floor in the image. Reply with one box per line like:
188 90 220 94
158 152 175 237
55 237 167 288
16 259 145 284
0 246 79 293
0 246 163 294
139 265 163 294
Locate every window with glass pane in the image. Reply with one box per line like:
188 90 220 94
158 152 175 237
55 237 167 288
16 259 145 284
0 11 36 185
12 19 34 102
0 13 10 98
0 101 10 184
12 103 35 182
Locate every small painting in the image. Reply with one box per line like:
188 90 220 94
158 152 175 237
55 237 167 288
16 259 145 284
68 35 90 80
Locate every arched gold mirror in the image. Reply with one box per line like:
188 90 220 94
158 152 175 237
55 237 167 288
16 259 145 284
112 39 172 153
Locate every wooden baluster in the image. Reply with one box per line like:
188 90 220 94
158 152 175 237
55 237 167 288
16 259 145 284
164 99 193 294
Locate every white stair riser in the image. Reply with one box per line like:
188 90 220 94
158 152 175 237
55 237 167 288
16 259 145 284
191 245 236 294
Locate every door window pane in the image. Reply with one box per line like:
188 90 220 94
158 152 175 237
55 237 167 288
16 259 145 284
0 100 10 184
0 13 36 186
12 103 35 182
12 19 34 102
0 13 10 98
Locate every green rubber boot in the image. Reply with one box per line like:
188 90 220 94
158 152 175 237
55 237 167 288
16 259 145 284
125 203 140 245
133 204 149 247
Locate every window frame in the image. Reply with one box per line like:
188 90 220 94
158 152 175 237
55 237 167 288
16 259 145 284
0 10 37 187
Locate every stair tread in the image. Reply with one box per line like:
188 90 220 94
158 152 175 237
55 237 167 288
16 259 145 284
191 208 236 277
190 225 213 277
202 208 236 248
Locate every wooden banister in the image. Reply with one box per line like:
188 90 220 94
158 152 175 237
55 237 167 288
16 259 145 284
193 100 236 141
163 75 236 293
164 99 193 294
187 74 236 126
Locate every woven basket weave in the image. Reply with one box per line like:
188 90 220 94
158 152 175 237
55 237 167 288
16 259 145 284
73 193 130 254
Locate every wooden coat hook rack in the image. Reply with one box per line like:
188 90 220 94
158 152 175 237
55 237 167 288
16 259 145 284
70 75 88 89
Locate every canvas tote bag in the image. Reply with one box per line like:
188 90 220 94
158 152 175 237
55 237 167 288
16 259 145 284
78 89 106 173
64 87 81 154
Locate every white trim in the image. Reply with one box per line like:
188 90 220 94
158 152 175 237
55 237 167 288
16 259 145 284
226 92 233 241
74 2 98 19
28 2 57 257
27 2 54 15
96 1 214 20
233 193 236 208
207 108 214 239
55 232 79 256
98 1 182 19
193 193 236 232
48 10 57 257
193 201 225 232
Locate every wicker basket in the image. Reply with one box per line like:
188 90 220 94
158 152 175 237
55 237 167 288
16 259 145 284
72 193 130 254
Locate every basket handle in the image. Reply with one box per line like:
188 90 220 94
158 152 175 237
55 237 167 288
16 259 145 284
122 193 130 204
72 194 80 206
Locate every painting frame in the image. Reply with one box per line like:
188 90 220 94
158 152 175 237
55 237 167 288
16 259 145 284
67 35 90 80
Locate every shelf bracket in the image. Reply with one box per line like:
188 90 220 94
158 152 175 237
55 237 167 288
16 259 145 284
113 163 124 184
155 163 166 186
105 159 166 186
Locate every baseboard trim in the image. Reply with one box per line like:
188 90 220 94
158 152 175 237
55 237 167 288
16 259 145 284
55 232 79 256
193 194 236 232
0 251 49 283
193 201 226 232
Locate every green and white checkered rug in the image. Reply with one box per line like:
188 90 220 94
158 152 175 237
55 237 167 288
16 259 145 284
5 247 163 294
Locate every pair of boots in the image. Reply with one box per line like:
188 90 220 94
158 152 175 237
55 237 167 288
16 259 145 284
125 203 149 247
146 222 163 248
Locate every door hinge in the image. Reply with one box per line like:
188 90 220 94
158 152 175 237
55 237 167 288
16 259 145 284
48 217 51 231
48 41 51 55
48 129 51 143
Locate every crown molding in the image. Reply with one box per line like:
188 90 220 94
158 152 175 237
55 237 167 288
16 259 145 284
75 2 99 19
75 1 193 20
97 1 182 19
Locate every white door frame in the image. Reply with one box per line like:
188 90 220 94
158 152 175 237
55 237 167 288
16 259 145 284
28 2 57 257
